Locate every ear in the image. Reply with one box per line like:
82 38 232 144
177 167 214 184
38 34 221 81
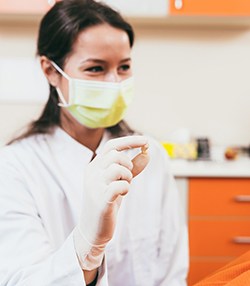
40 56 61 87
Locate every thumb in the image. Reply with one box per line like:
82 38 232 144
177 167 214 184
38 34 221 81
131 145 150 177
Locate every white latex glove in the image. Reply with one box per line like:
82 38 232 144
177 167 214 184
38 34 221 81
73 135 150 271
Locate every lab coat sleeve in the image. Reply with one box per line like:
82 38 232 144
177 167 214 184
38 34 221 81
153 145 189 286
0 161 108 286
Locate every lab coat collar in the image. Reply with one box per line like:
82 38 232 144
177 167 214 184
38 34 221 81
52 127 111 160
95 131 110 155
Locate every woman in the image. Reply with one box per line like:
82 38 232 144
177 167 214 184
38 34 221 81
0 0 188 285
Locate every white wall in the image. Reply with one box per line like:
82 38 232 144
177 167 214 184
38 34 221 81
129 25 250 146
1 20 250 146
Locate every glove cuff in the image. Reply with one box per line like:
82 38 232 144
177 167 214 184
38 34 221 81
73 226 105 271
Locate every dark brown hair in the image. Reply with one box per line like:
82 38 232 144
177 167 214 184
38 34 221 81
10 0 135 144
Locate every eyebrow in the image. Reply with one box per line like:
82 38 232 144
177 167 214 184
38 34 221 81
80 57 131 64
120 57 131 63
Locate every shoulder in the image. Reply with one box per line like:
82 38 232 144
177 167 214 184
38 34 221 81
0 131 54 169
0 132 56 197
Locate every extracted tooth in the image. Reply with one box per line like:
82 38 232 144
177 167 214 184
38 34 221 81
141 144 149 154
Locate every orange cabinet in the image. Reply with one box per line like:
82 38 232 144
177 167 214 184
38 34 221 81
0 0 58 14
188 178 250 285
169 0 250 16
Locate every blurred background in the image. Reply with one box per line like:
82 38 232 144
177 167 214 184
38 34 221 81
1 0 250 148
1 0 250 285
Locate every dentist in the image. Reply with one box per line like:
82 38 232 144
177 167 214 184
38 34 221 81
0 0 188 285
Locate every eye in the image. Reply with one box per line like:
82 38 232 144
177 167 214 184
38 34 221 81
119 64 130 72
85 66 104 73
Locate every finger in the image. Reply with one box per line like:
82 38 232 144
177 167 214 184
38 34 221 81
105 180 130 203
101 150 133 170
105 164 133 184
102 135 148 154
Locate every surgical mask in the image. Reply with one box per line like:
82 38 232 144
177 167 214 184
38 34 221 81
51 62 134 129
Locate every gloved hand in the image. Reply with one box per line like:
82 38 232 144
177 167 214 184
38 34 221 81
73 135 150 271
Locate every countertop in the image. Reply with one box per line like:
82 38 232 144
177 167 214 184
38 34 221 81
170 157 250 178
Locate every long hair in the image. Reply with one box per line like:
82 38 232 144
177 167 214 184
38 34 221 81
9 0 135 144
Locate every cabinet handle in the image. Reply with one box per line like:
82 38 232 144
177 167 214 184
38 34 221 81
234 195 250 202
233 237 250 244
175 0 183 10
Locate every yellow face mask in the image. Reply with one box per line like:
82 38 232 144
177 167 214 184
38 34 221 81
51 62 134 129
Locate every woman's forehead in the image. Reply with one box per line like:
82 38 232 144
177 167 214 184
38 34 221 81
72 24 131 56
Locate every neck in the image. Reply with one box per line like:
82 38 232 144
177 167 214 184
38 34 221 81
60 111 105 152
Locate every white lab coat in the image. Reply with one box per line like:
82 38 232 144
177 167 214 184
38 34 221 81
0 127 188 286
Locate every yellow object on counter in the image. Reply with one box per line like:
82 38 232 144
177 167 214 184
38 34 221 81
161 142 197 160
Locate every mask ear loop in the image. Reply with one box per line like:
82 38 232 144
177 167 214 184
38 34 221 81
50 61 70 107
56 87 69 107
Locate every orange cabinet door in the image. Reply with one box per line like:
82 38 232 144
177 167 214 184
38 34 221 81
189 178 250 216
169 0 250 16
189 220 250 257
0 0 57 14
